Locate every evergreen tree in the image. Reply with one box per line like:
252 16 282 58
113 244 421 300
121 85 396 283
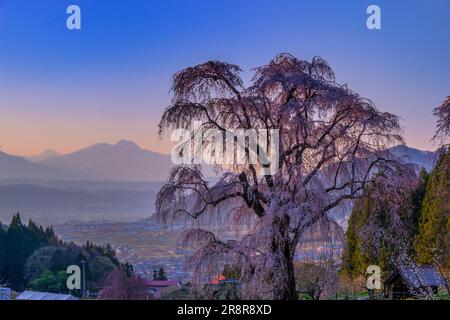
342 170 425 279
123 262 134 277
341 201 367 279
0 223 6 282
5 213 44 290
415 148 450 268
157 267 167 280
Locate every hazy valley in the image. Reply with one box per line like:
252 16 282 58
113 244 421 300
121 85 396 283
0 140 438 280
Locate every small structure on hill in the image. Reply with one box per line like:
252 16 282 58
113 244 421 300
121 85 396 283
384 266 446 299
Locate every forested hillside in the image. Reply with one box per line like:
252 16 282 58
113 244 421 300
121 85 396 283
0 213 122 294
342 148 449 279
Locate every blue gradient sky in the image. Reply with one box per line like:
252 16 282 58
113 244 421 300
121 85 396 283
0 0 449 155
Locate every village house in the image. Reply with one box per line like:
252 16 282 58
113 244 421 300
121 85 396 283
146 280 181 299
384 266 447 300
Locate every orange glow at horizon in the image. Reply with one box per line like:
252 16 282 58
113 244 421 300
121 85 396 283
0 115 175 157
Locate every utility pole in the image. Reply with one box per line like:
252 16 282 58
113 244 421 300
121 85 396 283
81 260 86 298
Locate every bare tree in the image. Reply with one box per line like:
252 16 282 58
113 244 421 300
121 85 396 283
156 53 403 299
433 96 450 146
99 268 149 300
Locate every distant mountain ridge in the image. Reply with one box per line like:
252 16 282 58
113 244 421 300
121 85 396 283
40 140 173 181
26 149 60 162
0 151 79 180
389 144 436 171
0 141 437 182
1 140 173 182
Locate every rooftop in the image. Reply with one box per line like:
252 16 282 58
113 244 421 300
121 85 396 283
387 266 446 289
146 280 180 288
16 291 78 301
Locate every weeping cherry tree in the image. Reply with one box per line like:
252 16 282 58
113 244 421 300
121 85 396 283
156 53 404 299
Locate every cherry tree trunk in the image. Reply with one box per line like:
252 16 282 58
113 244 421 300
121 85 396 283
267 213 297 300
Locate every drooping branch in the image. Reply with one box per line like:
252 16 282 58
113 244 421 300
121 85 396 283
433 96 450 144
172 60 243 101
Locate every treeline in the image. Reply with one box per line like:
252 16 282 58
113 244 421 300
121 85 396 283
0 213 123 294
342 148 450 279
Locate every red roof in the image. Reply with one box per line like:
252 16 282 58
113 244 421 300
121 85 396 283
146 280 179 287
210 275 226 284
